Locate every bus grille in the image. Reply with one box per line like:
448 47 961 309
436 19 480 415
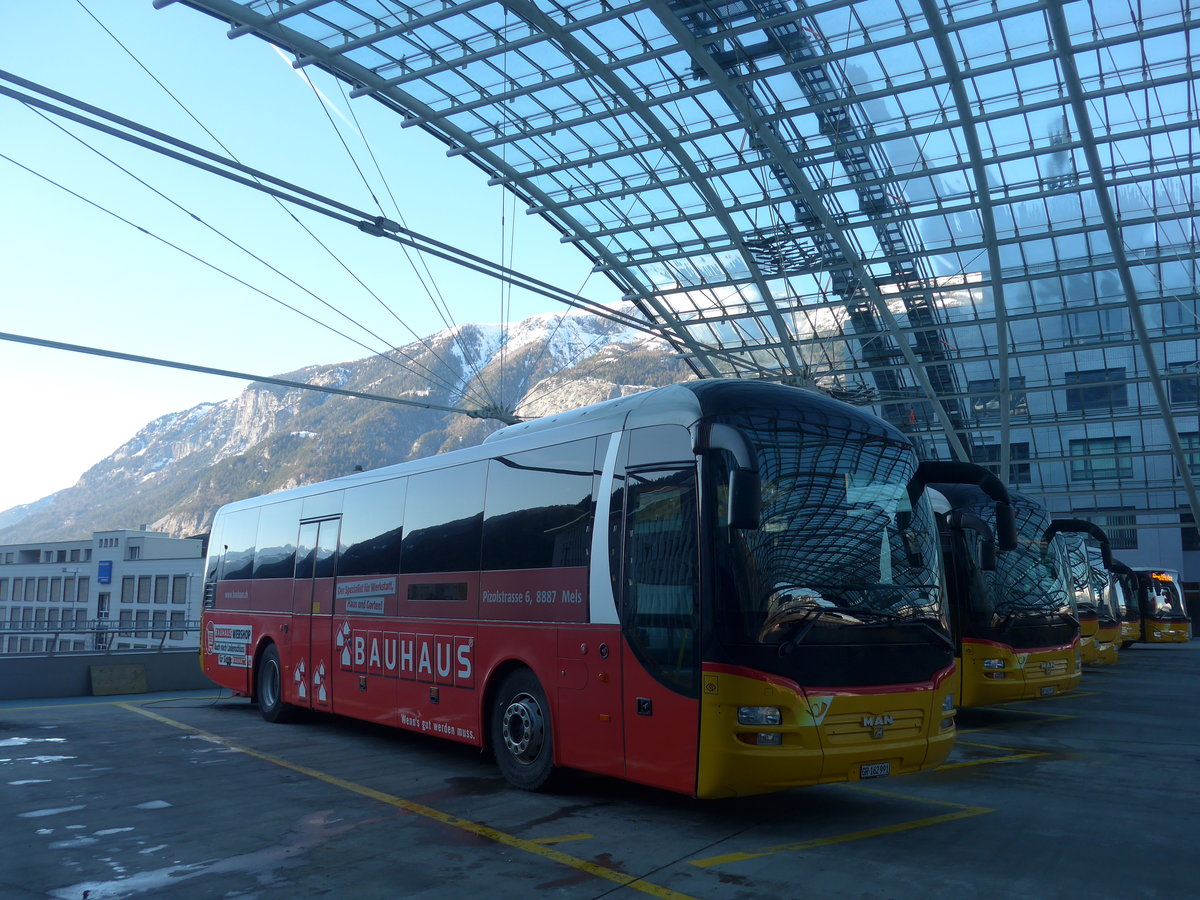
1026 659 1068 681
821 708 925 746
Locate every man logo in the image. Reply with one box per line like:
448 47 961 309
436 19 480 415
863 714 893 739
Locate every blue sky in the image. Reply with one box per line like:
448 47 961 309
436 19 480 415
1 1 605 513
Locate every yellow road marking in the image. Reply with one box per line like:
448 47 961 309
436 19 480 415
0 695 226 712
117 703 694 900
530 833 594 845
938 739 1048 770
691 784 991 868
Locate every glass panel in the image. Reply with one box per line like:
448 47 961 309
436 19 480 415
623 468 698 694
339 478 406 577
483 439 596 571
254 500 301 579
219 508 260 581
402 464 486 574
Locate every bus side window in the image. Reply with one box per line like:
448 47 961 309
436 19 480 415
295 522 319 580
254 500 301 579
483 439 596 571
220 509 260 581
340 479 406 577
622 468 699 695
314 519 340 579
402 463 485 574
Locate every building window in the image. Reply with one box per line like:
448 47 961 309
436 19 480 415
128 546 141 561
1178 433 1200 477
121 576 135 605
1065 368 1128 411
1182 511 1199 553
973 442 1032 483
968 377 1028 420
1167 361 1199 406
1069 436 1133 481
1076 509 1138 551
153 576 169 604
171 575 189 605
137 577 152 604
70 549 80 563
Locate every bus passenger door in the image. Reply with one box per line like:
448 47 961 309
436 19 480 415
291 518 339 711
620 467 701 795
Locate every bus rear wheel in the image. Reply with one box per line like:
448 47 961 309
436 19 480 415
491 669 555 791
256 644 295 723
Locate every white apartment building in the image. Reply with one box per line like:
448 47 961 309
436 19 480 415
0 529 205 654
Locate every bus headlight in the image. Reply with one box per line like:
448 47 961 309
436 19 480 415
738 706 782 726
982 658 1004 669
942 694 955 712
755 733 783 746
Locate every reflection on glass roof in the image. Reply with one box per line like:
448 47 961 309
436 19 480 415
172 0 1198 528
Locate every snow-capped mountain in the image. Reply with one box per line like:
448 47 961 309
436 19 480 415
0 306 690 542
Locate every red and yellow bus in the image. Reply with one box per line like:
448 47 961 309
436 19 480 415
1131 568 1191 643
201 381 983 798
1108 560 1142 648
932 486 1080 707
1048 520 1118 666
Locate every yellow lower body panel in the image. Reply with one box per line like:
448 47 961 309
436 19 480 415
959 640 1081 708
1144 620 1192 643
695 666 955 799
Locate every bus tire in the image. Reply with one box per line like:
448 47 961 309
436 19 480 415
491 669 555 791
256 644 294 724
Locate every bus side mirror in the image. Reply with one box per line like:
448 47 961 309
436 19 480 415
729 469 761 530
979 541 997 572
995 503 1017 552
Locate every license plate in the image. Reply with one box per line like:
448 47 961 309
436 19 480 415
860 762 891 779
1040 686 1055 696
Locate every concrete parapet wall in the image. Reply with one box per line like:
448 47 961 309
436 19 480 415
0 650 216 700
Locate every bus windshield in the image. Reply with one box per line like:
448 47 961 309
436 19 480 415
967 498 1073 621
1061 536 1097 614
1148 579 1185 617
716 419 943 646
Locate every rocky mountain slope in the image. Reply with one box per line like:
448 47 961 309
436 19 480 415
0 307 690 542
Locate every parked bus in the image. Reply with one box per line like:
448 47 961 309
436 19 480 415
1046 521 1118 666
201 381 984 798
932 485 1080 707
1108 560 1142 648
1130 568 1191 643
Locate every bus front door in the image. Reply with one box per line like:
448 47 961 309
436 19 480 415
291 518 339 711
620 467 701 795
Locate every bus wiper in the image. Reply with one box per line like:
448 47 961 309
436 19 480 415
852 615 955 651
777 610 822 657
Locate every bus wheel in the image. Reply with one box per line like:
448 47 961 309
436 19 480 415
256 644 294 723
491 669 555 791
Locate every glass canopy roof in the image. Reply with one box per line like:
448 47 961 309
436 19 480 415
166 0 1198 533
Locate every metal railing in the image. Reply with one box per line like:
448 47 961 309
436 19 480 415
0 622 201 655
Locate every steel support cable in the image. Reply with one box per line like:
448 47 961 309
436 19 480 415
0 70 679 347
0 331 509 420
14 102 481 409
1045 1 1200 540
295 61 502 413
0 149 511 420
487 0 804 377
65 6 490 410
155 0 728 381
